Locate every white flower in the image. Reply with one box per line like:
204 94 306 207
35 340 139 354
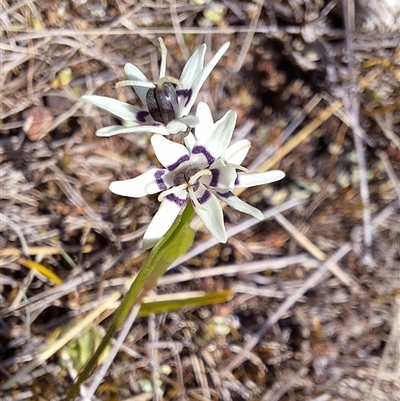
109 103 285 249
82 38 230 137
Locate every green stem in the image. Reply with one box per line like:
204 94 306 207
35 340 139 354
64 203 195 400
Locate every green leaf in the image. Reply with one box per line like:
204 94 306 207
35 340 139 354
138 289 235 317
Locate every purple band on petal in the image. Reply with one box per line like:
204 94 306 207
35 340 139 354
154 170 168 190
167 154 190 171
217 190 234 198
166 193 186 207
176 88 192 107
209 169 220 187
196 189 211 205
136 110 150 123
192 145 215 165
234 175 239 186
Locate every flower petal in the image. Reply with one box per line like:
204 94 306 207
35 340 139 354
192 110 236 164
124 63 148 82
142 191 187 249
165 120 188 135
124 63 151 107
224 139 251 165
179 44 206 89
191 185 226 243
83 95 148 122
165 115 199 135
82 95 149 123
216 191 264 220
109 169 167 197
151 135 190 170
235 170 285 188
203 161 237 189
183 132 196 152
96 124 170 137
194 102 214 142
182 41 230 115
179 115 200 127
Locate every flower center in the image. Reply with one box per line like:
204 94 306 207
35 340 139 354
173 166 201 190
146 82 179 125
158 166 212 203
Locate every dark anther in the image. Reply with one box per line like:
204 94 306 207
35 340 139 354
184 166 200 182
146 82 179 125
173 172 186 187
184 166 201 192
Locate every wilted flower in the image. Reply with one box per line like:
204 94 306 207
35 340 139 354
109 103 285 248
82 38 230 137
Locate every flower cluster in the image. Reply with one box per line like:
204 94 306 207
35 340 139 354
83 39 285 248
